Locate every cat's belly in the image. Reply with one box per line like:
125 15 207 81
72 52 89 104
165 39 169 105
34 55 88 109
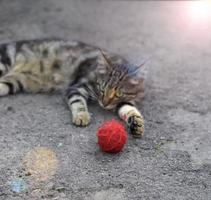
11 58 72 93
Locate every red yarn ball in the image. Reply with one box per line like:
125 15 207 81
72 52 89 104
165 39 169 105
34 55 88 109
96 119 127 153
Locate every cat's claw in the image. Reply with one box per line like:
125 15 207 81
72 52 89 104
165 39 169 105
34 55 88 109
127 115 144 138
72 111 91 127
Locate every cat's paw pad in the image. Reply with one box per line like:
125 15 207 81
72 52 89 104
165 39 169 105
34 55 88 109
72 111 91 127
127 115 144 138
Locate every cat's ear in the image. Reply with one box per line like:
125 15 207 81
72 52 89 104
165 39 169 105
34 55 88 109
127 58 150 85
137 59 149 80
98 49 112 74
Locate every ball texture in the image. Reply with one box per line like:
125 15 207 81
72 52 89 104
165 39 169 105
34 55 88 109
97 119 127 153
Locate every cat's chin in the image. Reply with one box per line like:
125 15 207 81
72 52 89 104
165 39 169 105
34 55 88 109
99 102 115 110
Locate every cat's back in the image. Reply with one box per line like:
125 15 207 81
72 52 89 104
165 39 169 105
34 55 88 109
0 39 105 91
0 38 99 65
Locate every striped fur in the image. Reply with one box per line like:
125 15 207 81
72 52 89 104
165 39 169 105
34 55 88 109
0 39 146 137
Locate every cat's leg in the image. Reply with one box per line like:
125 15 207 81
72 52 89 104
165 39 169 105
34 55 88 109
0 72 43 97
65 84 91 126
0 74 24 97
118 103 144 138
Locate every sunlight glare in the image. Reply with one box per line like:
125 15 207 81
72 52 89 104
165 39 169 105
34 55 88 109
187 1 211 25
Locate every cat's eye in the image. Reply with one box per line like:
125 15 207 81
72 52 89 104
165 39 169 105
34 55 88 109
115 90 123 97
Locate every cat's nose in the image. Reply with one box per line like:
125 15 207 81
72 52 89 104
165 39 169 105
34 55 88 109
102 98 111 107
101 89 115 107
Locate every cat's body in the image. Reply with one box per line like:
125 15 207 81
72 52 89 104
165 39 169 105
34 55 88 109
0 38 145 137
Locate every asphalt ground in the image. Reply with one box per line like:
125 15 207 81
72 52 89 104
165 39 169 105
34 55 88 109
0 1 211 199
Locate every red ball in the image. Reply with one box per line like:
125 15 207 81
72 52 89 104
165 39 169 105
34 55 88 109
96 119 127 153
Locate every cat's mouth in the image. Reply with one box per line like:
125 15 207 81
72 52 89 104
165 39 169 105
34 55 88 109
99 101 115 110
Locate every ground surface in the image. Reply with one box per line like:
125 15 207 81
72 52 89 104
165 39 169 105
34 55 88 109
0 1 211 200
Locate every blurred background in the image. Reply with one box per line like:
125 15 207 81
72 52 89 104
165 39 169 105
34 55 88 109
0 0 211 199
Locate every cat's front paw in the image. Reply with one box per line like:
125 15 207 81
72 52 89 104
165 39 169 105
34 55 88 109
127 115 144 138
72 111 91 127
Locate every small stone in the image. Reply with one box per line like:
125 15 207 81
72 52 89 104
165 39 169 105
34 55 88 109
6 106 15 112
58 143 63 147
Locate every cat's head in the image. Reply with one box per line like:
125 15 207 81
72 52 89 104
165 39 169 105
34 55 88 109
95 51 148 110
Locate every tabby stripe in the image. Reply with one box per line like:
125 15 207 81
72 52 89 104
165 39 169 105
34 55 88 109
2 82 14 94
71 58 97 85
68 95 85 106
39 61 44 72
0 63 6 75
0 45 11 67
103 79 109 89
69 99 82 105
104 71 125 89
78 83 93 93
72 51 99 69
66 90 87 100
4 64 9 72
118 73 125 82
83 84 97 99
17 80 24 92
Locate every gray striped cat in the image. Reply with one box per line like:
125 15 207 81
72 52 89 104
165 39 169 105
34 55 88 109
0 39 146 138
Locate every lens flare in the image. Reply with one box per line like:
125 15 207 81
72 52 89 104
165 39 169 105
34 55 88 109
23 147 58 181
187 1 211 25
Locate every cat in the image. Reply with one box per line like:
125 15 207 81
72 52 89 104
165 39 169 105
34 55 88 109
0 38 146 138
